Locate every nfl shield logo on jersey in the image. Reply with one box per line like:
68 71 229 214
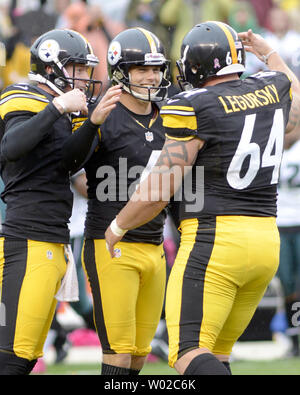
114 248 122 258
145 131 154 142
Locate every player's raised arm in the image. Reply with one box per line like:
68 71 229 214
239 29 300 133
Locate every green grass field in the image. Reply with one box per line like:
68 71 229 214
36 358 300 375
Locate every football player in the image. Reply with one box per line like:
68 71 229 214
62 27 171 375
105 23 300 375
0 28 121 375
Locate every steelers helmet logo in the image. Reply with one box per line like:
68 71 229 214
108 41 121 66
38 39 60 62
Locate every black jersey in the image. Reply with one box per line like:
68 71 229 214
0 83 73 243
84 102 166 244
160 71 292 221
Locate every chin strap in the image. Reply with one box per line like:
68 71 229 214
112 70 169 102
125 83 159 101
128 71 163 101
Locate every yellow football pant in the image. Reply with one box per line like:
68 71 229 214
166 216 280 367
0 238 66 360
83 239 166 356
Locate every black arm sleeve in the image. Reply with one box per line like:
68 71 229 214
61 118 99 174
1 102 62 161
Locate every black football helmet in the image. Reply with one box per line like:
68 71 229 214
107 27 170 102
29 29 102 103
176 21 245 90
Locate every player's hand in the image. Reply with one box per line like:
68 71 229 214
90 84 122 125
105 226 123 258
238 29 274 63
53 88 88 115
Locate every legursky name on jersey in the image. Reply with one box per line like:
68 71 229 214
95 156 204 213
218 84 280 114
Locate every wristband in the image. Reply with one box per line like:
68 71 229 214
262 49 276 65
110 218 128 237
54 96 67 114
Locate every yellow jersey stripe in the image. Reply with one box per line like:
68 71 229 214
161 105 195 113
0 97 48 118
161 113 197 130
72 121 85 133
215 22 238 64
72 117 87 125
0 89 48 100
166 134 195 141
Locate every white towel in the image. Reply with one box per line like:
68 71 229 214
55 244 79 302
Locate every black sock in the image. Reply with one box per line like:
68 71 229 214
101 363 131 375
222 361 232 375
0 351 37 375
129 368 140 375
184 353 230 375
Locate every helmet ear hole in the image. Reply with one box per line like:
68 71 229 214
44 65 53 75
191 66 198 74
54 78 68 89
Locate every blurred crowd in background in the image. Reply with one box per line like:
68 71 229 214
1 0 300 92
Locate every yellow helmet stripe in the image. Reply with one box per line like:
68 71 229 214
214 22 238 64
137 27 157 54
69 29 95 55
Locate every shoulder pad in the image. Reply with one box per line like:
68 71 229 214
0 83 49 120
162 88 208 114
249 71 278 79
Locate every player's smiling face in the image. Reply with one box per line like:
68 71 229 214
128 65 162 97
